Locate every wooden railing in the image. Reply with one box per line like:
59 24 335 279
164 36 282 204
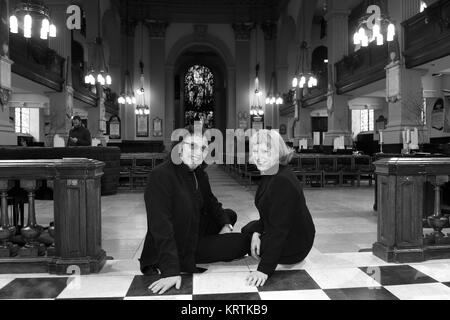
9 34 65 92
335 44 388 95
71 65 98 106
403 0 450 68
0 159 106 275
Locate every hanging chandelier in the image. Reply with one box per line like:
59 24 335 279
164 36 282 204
353 5 396 47
9 1 57 40
136 61 145 96
84 0 111 86
266 72 283 106
117 70 136 106
292 41 318 89
250 64 264 117
135 60 149 116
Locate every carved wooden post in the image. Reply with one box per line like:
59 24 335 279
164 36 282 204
426 175 449 241
0 180 11 257
19 180 43 257
49 159 106 275
374 158 450 263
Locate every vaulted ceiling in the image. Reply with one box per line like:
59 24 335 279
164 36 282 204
115 0 289 24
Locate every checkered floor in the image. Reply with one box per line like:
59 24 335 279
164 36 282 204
2 253 450 300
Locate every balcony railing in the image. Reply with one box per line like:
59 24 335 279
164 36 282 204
335 44 388 95
0 159 106 275
72 64 98 107
9 34 65 92
403 0 450 68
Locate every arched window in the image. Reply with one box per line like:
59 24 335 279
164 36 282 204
184 65 215 127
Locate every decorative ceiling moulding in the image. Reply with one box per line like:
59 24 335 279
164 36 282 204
232 22 254 41
145 20 169 39
121 18 138 37
193 24 208 40
261 20 278 41
120 0 288 24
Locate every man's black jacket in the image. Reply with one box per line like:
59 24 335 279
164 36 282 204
139 161 232 278
67 126 92 146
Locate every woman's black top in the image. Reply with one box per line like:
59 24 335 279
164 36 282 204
247 165 316 276
139 161 232 278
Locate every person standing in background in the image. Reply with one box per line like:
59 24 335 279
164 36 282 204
68 116 92 147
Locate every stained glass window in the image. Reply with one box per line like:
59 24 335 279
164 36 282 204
184 65 215 127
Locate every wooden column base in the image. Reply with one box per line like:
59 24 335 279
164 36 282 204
48 250 107 275
373 242 450 263
0 247 11 258
18 243 46 258
0 250 107 275
373 242 425 263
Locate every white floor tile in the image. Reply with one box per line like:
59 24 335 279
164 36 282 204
385 283 450 300
124 295 192 300
197 259 250 273
94 260 141 277
411 263 450 282
306 268 381 290
56 276 135 299
193 272 258 295
259 290 330 300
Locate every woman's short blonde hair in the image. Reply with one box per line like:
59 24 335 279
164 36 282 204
249 130 295 166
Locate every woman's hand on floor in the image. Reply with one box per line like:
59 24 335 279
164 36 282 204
149 276 182 295
251 232 261 260
246 271 268 287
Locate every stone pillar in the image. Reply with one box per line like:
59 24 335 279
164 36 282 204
233 23 253 131
324 4 352 147
381 0 425 151
146 20 168 142
120 18 137 141
297 101 313 147
275 63 289 131
0 0 15 146
227 66 237 129
47 86 74 146
45 2 74 147
262 21 277 130
0 56 15 146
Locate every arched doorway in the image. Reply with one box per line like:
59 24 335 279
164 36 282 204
173 46 228 135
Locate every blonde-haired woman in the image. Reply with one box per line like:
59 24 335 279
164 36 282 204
243 130 316 287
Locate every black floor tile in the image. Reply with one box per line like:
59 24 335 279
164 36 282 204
56 297 124 300
359 265 438 286
193 293 261 300
258 270 320 292
126 275 193 297
324 287 399 300
0 278 70 299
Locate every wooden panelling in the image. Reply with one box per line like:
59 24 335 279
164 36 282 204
9 34 65 92
403 0 450 68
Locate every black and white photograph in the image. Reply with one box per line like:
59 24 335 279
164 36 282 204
1 0 450 310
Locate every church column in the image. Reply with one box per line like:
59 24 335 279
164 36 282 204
46 2 73 146
0 0 15 145
382 0 425 150
262 21 277 130
324 3 352 147
227 66 237 129
233 23 253 131
146 20 168 143
120 18 137 141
